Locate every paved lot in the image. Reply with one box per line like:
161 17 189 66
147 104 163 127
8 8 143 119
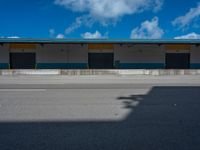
0 75 200 150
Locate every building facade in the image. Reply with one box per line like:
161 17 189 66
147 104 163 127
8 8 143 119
0 39 200 69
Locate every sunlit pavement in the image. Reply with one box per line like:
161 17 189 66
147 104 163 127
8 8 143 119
0 75 200 150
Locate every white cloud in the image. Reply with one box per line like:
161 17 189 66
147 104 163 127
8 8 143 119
65 15 95 34
172 3 200 28
130 17 164 39
56 34 65 39
7 36 20 38
55 0 163 20
81 30 108 39
65 17 82 34
174 32 200 39
154 0 164 12
49 29 55 37
55 0 164 34
0 36 20 38
49 29 65 39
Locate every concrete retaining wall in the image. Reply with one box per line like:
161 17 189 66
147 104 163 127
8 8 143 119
1 69 200 76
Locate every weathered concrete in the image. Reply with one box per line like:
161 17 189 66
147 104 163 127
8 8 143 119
0 69 61 75
1 69 200 76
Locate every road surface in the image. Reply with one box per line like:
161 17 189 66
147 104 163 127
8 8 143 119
0 75 200 150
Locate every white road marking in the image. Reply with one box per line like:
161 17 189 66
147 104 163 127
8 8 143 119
0 89 47 92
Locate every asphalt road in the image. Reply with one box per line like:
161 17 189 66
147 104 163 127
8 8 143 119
0 75 200 150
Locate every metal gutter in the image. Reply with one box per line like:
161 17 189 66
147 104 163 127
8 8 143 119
1 38 200 44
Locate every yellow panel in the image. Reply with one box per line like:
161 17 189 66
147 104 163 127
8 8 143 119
88 44 114 50
165 44 191 51
88 49 113 53
10 44 37 49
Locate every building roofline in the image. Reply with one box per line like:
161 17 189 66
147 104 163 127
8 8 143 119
1 38 200 44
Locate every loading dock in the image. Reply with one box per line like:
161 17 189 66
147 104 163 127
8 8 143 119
0 39 199 70
165 44 191 69
10 53 36 69
165 53 190 69
88 44 114 69
88 53 114 69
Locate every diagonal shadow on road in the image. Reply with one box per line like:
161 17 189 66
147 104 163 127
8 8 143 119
0 86 200 150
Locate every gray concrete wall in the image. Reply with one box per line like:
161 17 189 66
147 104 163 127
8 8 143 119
0 44 9 63
0 44 9 69
36 44 88 63
36 44 67 63
191 45 200 68
114 44 165 69
36 44 88 69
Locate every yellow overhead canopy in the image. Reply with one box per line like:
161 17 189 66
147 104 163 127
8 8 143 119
88 44 114 50
9 44 37 49
165 44 191 51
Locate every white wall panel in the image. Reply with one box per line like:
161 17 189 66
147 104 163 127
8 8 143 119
0 44 9 63
191 45 200 63
36 44 88 63
114 44 165 63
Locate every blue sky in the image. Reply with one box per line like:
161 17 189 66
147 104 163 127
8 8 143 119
0 0 200 39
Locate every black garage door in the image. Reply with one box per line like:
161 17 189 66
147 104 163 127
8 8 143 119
89 53 114 69
166 53 190 69
10 53 36 69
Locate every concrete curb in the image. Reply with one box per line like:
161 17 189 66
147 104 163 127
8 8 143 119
0 70 61 76
1 69 200 76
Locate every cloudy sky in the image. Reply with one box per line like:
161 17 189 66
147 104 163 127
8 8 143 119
0 0 200 39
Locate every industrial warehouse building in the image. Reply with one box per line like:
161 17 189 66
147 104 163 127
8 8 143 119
0 39 200 69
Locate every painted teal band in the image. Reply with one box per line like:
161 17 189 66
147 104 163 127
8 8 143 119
117 63 165 69
37 63 88 69
1 38 200 44
0 63 9 69
190 64 200 69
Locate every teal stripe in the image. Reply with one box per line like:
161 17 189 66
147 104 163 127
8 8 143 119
1 38 200 44
190 64 200 69
0 63 9 69
37 63 88 69
117 63 165 69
